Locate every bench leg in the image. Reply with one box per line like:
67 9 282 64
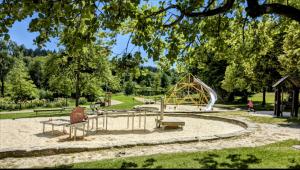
96 117 98 131
139 113 141 128
132 114 134 131
69 127 72 139
103 115 105 128
83 124 85 136
105 115 108 130
127 114 130 128
144 114 146 131
74 128 77 141
43 123 45 133
52 124 54 135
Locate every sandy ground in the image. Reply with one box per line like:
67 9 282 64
0 116 299 168
0 115 244 151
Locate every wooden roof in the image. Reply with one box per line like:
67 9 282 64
272 75 300 88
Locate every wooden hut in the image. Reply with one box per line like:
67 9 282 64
272 75 300 117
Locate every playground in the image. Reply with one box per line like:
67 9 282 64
0 73 299 168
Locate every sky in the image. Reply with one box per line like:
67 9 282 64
8 16 156 67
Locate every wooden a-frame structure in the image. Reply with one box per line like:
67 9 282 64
272 75 300 117
164 73 211 106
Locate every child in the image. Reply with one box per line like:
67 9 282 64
247 100 255 112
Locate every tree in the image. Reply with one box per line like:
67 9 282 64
278 21 300 75
0 40 14 97
6 58 38 103
28 57 46 88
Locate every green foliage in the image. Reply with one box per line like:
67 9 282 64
124 81 135 95
0 39 15 96
278 21 300 75
38 89 54 100
6 58 38 102
78 97 88 105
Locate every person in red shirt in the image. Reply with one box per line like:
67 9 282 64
247 100 255 112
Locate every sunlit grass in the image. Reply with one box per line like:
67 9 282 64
52 140 300 169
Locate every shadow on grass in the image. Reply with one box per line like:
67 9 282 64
193 153 261 169
119 158 161 169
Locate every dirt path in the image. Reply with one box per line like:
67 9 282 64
1 116 299 169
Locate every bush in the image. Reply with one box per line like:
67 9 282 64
125 81 135 95
39 89 54 100
79 97 88 105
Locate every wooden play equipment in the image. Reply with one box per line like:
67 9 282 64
164 73 217 111
155 97 185 129
272 75 300 117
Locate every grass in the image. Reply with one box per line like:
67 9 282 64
52 139 300 169
0 110 71 119
101 94 143 110
0 94 143 119
225 92 275 111
206 111 300 125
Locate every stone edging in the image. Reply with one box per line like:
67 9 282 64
0 114 257 159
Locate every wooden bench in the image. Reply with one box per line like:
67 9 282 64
66 121 88 141
34 107 66 116
40 119 70 135
155 118 185 129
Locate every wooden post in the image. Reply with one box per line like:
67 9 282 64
292 88 299 117
127 113 130 128
132 113 134 131
105 113 108 130
52 124 54 135
160 97 164 120
139 112 141 128
96 116 98 130
274 88 282 117
144 111 146 131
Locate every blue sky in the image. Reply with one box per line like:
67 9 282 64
8 17 156 67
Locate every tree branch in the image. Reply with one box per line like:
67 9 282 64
246 0 300 22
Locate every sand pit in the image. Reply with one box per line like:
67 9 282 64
0 114 246 154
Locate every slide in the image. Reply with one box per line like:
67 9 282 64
193 77 217 111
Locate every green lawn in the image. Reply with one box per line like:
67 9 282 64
0 110 71 119
206 111 300 125
0 94 142 119
53 139 300 169
102 94 143 110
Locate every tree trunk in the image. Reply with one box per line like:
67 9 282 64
241 92 248 103
75 55 81 107
227 92 235 103
1 76 4 97
262 87 266 107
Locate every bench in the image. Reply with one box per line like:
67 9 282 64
155 118 185 129
40 119 70 135
66 121 88 141
34 107 66 116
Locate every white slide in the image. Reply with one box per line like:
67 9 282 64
193 77 217 111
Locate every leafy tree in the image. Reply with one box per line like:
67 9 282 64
6 58 38 103
0 40 14 97
278 21 300 75
28 57 46 88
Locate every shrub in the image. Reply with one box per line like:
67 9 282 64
125 81 135 95
79 97 88 105
39 89 54 100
